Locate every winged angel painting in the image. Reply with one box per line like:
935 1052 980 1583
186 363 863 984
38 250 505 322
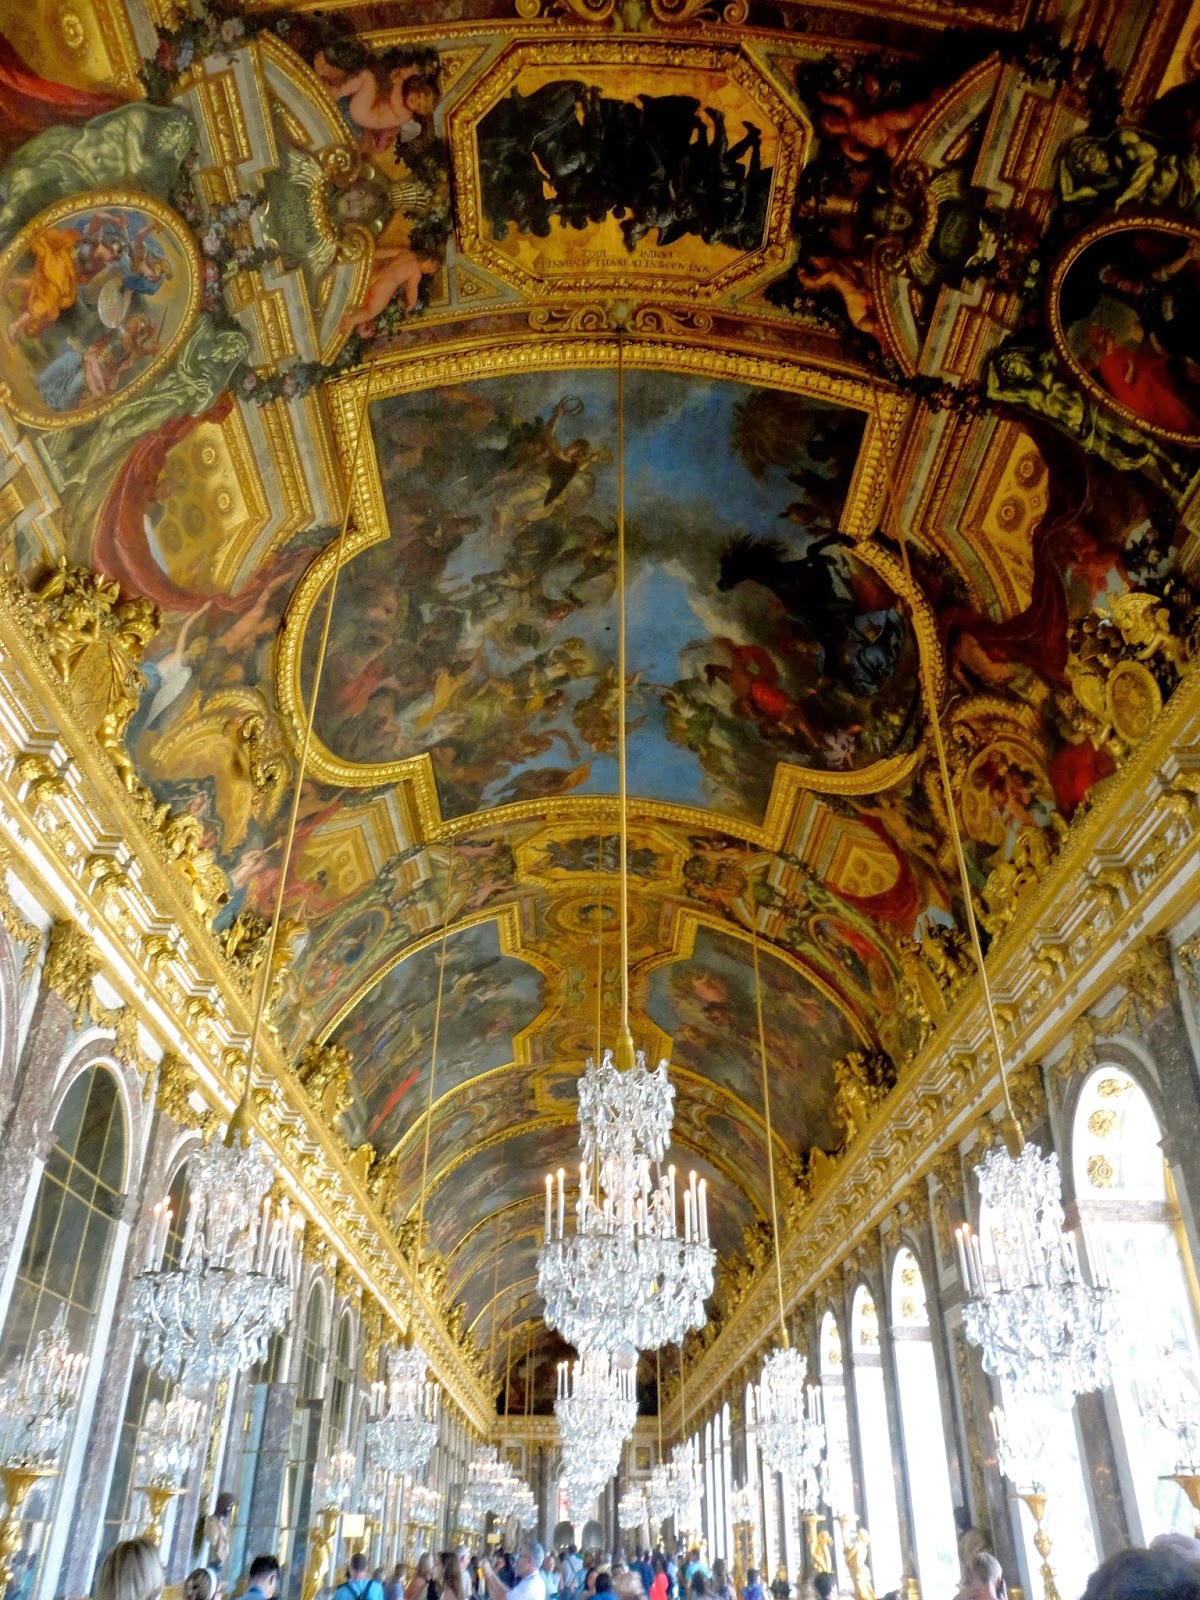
306 371 920 826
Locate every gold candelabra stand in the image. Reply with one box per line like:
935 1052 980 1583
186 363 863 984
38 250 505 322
803 1511 833 1577
1015 1494 1060 1600
0 1464 55 1590
138 1482 185 1543
1165 1473 1200 1537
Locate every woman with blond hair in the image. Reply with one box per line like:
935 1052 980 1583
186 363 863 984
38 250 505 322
93 1539 164 1600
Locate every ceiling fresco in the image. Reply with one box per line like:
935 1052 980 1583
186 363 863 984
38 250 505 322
1 0 1198 1380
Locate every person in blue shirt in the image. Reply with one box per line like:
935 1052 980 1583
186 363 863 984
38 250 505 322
335 1553 387 1600
245 1555 282 1600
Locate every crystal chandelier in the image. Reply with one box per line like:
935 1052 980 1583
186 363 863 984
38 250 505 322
0 1310 88 1469
460 1444 511 1521
366 1342 440 1475
407 1481 441 1529
555 1351 637 1474
755 1348 826 1506
537 341 714 1358
646 1457 675 1528
137 1391 202 1490
618 1486 646 1531
958 1141 1117 1405
990 1404 1063 1600
314 1446 358 1513
666 1440 702 1531
1139 1342 1200 1472
129 1128 298 1387
0 1310 89 1592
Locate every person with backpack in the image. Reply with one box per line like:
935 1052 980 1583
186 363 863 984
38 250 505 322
335 1553 387 1600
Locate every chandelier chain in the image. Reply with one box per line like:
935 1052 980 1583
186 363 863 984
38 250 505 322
412 840 456 1309
240 361 378 1123
869 390 1015 1129
617 336 631 1049
751 910 788 1346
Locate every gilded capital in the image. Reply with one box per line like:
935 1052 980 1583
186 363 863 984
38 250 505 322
154 1052 213 1131
42 919 102 1026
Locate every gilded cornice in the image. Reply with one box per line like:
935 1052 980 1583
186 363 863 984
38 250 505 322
667 667 1200 1436
0 595 492 1432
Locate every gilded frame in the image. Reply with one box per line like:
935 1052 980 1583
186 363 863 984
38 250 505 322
446 37 807 305
0 189 202 432
1046 211 1200 448
275 337 943 845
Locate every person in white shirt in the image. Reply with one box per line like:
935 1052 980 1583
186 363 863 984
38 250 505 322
483 1544 548 1600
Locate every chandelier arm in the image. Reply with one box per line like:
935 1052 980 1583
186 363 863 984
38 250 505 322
410 839 456 1318
236 361 378 1130
616 335 633 1066
751 908 788 1348
868 390 1017 1139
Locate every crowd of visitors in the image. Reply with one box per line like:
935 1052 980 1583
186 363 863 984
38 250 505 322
87 1524 1200 1600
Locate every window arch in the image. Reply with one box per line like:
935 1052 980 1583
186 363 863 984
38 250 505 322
0 1065 126 1595
849 1285 902 1596
1074 1063 1200 1540
890 1247 958 1598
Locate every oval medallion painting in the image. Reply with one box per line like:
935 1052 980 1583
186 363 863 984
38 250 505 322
1051 216 1200 445
0 190 201 430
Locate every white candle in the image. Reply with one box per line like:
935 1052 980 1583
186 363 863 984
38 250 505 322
684 1190 693 1242
557 1169 565 1238
545 1174 552 1242
698 1179 708 1242
970 1232 985 1292
955 1227 969 1285
669 1166 677 1229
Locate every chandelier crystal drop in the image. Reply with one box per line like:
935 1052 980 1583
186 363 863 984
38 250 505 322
366 1343 440 1475
129 1135 298 1387
959 1141 1117 1405
0 1309 88 1469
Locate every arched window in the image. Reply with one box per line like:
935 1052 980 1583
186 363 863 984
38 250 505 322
329 1309 355 1442
98 1159 191 1561
1075 1064 1200 1540
890 1248 958 1597
281 1283 328 1592
819 1313 852 1514
849 1286 901 1595
705 1417 716 1552
745 1381 768 1578
0 1065 126 1594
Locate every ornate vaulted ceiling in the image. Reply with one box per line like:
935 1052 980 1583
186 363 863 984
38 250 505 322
2 0 1199 1385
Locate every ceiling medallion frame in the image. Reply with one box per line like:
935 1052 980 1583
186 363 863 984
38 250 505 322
446 38 806 305
276 339 942 842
